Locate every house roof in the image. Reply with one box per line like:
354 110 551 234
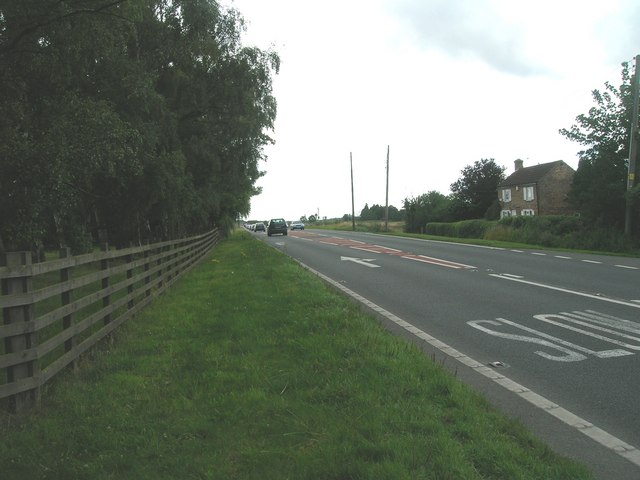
499 160 570 187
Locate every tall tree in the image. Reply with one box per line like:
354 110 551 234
0 0 279 251
449 158 505 220
403 191 451 233
559 62 634 231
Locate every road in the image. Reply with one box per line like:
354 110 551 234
256 228 640 479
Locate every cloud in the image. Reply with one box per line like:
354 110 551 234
387 0 548 76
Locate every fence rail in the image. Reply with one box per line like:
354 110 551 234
0 228 221 413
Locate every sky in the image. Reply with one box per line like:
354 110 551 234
223 0 640 222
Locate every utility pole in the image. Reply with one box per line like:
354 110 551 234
625 54 640 236
350 152 355 231
384 145 389 232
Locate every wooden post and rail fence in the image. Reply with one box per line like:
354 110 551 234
0 228 222 413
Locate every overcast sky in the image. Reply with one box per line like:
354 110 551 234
223 0 639 221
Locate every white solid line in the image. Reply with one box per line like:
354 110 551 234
350 246 382 254
293 259 640 469
403 256 461 269
491 274 640 309
374 244 403 252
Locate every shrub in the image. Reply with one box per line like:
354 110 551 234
425 220 495 239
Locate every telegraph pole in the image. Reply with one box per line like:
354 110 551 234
350 152 356 231
625 54 640 236
384 145 389 232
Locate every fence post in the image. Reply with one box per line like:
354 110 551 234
59 247 77 372
143 243 151 298
101 243 111 327
126 250 134 310
1 252 38 413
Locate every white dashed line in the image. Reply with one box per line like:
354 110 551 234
555 256 572 260
615 265 638 270
582 260 602 264
532 252 547 256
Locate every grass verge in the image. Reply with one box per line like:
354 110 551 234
0 231 593 479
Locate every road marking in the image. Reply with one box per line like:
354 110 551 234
501 273 524 279
374 244 402 252
581 260 602 264
555 255 572 259
468 315 634 361
532 252 547 256
340 256 380 268
615 264 638 270
293 259 640 469
491 274 640 309
401 255 475 269
350 246 384 254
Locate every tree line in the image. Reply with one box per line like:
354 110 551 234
401 61 639 238
0 0 279 253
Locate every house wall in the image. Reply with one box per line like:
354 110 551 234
498 184 536 216
537 163 575 215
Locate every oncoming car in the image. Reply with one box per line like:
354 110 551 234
290 221 305 231
267 218 288 236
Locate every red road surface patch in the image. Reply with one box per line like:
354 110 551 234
288 232 476 269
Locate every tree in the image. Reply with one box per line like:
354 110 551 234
449 158 505 220
403 191 451 233
0 0 279 251
559 62 635 231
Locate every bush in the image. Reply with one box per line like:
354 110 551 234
425 220 495 239
485 215 640 253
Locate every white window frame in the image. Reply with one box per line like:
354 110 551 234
501 188 512 202
523 186 534 201
522 209 535 216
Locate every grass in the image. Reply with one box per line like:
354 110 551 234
0 231 593 479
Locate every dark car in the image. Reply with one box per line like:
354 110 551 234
290 221 305 231
267 218 288 236
254 222 265 232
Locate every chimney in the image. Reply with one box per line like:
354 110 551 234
514 159 524 171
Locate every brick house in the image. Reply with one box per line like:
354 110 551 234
498 159 575 218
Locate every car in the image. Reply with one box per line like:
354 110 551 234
267 218 288 236
254 222 265 232
290 221 305 231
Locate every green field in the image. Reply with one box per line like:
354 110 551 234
0 231 593 479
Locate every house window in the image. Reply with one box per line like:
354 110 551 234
501 189 512 202
522 209 535 216
523 186 534 201
500 210 517 218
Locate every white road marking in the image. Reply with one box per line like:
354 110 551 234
615 264 638 270
293 259 640 469
469 317 633 360
350 246 383 254
374 244 402 252
581 260 602 264
340 256 380 268
555 256 572 259
533 312 640 350
532 252 547 256
491 274 640 309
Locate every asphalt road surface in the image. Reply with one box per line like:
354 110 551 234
256 228 640 480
